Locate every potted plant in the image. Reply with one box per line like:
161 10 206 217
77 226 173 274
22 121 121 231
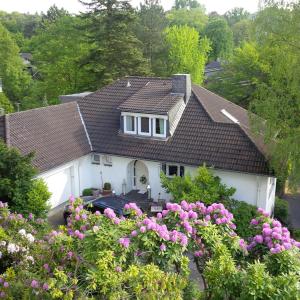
102 182 112 195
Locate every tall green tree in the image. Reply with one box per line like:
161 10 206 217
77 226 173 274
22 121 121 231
80 0 150 87
250 0 300 188
0 23 31 103
224 7 251 26
204 17 233 60
136 0 168 76
26 15 92 107
165 25 210 84
174 0 203 9
167 7 208 33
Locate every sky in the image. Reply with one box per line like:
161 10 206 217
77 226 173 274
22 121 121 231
0 0 260 15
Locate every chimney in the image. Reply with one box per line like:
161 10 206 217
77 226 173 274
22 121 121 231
172 74 191 103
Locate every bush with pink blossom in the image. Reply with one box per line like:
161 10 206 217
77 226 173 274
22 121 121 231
0 197 298 299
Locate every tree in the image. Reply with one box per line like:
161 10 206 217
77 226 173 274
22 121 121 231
41 5 69 24
224 7 251 26
136 0 168 76
204 17 234 60
167 7 208 33
206 42 268 108
232 19 252 46
0 92 14 114
0 23 31 103
26 15 92 106
80 0 150 87
0 141 50 217
249 1 300 188
174 0 203 9
165 25 210 84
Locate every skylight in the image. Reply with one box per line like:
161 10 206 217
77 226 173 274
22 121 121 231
221 109 239 124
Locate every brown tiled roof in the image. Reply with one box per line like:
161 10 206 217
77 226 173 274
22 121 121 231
5 102 91 172
192 85 268 156
118 80 182 114
78 77 271 175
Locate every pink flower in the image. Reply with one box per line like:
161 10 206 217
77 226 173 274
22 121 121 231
254 235 263 244
250 219 259 226
3 282 8 288
157 213 162 219
95 211 101 216
75 215 80 221
131 230 137 237
115 266 122 272
194 250 203 257
0 292 5 298
43 283 49 290
119 237 130 248
140 226 146 233
69 195 75 203
160 243 166 251
31 280 39 288
78 233 85 240
104 208 116 219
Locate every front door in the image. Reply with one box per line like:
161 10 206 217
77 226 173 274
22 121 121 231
134 160 148 193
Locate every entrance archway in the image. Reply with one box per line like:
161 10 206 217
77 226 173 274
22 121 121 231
127 160 149 193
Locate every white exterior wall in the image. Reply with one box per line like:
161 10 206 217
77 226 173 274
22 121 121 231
185 165 276 213
38 154 93 208
39 152 276 214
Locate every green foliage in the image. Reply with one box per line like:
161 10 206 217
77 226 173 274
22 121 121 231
136 0 168 76
0 141 50 217
80 0 150 87
183 280 203 300
224 199 258 238
0 92 14 113
224 7 251 27
82 188 93 196
103 182 111 190
26 179 51 218
165 25 210 84
25 15 92 107
274 197 289 225
167 7 208 33
0 141 36 207
161 166 235 204
0 23 31 102
173 0 203 10
232 19 252 46
204 17 233 60
292 229 300 241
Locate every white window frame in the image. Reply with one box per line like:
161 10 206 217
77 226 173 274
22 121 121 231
102 155 112 167
153 117 167 138
138 116 151 136
123 114 136 135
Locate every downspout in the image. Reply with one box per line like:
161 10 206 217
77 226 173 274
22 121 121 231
256 176 261 208
78 160 81 197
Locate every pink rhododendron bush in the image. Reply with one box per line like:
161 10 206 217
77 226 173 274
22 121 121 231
0 198 299 299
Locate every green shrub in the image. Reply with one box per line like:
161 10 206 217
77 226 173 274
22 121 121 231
274 197 289 224
82 188 93 196
160 166 235 204
223 199 258 238
26 179 51 218
183 280 203 300
103 182 111 190
291 229 300 241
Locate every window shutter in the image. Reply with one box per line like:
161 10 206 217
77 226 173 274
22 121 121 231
180 166 185 177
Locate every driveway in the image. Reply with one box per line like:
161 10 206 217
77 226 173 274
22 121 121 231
283 193 300 229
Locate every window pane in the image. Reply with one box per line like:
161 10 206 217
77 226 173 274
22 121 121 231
168 165 178 176
155 118 165 135
141 117 149 133
126 116 135 132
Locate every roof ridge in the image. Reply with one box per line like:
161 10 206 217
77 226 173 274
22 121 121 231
6 102 77 117
125 76 171 81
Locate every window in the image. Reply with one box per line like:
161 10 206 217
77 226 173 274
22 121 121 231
153 118 166 137
138 117 151 136
161 163 185 177
103 155 112 166
124 115 136 134
91 154 100 165
168 165 178 176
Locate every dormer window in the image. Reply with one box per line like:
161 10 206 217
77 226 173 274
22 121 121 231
138 117 151 136
153 118 166 138
124 115 136 134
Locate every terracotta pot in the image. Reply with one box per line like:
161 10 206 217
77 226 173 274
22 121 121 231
102 190 112 196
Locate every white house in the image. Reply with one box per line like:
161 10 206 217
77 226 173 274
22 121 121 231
0 74 276 213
